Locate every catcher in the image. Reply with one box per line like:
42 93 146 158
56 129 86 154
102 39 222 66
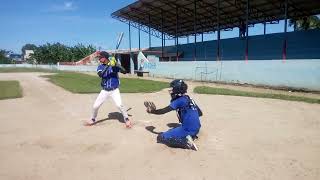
85 51 132 128
144 79 202 151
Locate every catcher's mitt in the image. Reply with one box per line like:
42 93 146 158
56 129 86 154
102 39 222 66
144 101 156 113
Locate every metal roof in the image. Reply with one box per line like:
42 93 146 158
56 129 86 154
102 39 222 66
111 0 320 39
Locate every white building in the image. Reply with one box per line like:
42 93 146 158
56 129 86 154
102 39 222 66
24 50 34 60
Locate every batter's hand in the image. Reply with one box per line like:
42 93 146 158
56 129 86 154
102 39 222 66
144 101 156 113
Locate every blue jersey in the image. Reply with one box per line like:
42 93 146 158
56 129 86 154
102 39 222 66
169 96 201 133
97 64 121 90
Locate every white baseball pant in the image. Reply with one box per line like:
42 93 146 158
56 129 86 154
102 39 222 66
91 88 128 120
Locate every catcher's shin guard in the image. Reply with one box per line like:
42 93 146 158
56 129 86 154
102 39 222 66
157 134 190 149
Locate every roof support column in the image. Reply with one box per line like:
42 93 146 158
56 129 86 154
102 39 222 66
148 14 151 48
138 25 141 51
217 0 221 61
193 0 197 61
282 0 288 62
161 10 164 61
176 6 179 61
202 31 204 60
129 21 134 74
245 0 249 62
202 32 204 42
264 20 266 35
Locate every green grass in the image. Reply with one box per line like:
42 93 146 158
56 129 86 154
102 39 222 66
0 81 23 100
43 72 169 93
194 86 320 104
119 78 169 93
0 67 58 73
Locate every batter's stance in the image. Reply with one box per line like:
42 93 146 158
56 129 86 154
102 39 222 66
85 51 132 128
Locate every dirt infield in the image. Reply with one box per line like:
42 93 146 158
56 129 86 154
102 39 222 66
0 73 319 180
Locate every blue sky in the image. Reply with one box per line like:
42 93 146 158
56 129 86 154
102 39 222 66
0 0 292 53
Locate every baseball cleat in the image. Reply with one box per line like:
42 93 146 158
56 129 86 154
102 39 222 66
186 135 198 151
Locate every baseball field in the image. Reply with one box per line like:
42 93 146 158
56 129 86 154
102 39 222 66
0 71 319 180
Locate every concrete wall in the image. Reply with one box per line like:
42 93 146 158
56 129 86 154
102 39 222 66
141 30 320 90
1 60 320 91
142 58 320 91
0 64 97 72
2 59 320 91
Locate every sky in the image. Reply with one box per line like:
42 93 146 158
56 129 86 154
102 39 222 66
0 0 293 54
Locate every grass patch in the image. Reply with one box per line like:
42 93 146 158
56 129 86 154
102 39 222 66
0 81 23 100
43 72 169 93
119 78 169 93
194 86 320 104
0 67 57 73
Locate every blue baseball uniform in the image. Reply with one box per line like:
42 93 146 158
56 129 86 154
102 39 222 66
162 96 201 138
97 64 121 90
156 95 201 149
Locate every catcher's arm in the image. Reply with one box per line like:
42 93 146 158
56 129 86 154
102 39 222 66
144 101 173 115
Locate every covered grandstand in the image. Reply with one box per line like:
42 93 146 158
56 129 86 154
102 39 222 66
110 0 320 90
112 0 320 60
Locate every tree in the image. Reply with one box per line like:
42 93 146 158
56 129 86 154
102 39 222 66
70 43 96 61
21 44 37 57
30 43 96 64
0 49 11 64
289 15 320 31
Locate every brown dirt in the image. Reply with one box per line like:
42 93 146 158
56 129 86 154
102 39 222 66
0 73 319 180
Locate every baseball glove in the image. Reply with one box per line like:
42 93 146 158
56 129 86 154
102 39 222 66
108 56 117 66
144 101 156 113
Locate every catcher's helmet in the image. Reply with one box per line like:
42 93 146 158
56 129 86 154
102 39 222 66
170 79 188 95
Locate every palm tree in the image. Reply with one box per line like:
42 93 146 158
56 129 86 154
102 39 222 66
289 15 320 31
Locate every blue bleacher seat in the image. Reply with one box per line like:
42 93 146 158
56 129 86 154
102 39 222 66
150 29 320 61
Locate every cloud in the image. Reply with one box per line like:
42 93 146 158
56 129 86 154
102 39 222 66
46 1 77 12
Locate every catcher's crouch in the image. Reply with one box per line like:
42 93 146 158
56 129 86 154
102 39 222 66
145 79 202 151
